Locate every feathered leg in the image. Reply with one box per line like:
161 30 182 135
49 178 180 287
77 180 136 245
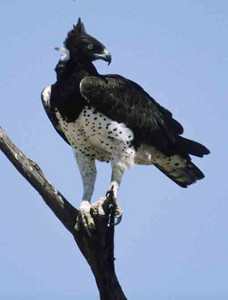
73 150 97 234
107 148 136 224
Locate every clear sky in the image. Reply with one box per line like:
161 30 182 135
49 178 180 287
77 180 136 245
0 1 227 299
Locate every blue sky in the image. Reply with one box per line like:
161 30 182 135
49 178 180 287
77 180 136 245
0 1 227 299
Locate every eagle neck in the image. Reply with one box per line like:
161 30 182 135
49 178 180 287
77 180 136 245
51 58 98 122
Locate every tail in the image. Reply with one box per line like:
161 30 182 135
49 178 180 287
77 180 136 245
155 160 205 188
177 136 210 157
153 137 209 187
154 137 209 187
138 136 209 188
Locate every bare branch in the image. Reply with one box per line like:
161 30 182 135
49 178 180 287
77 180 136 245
0 126 77 232
0 126 127 299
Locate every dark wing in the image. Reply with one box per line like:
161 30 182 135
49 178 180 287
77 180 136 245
79 75 182 154
80 75 209 157
41 87 70 146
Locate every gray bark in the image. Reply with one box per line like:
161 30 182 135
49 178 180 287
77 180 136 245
0 126 127 300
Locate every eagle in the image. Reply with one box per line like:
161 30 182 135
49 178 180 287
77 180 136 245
41 18 209 232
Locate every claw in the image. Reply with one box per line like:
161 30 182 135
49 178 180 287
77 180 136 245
75 201 95 237
113 204 123 226
111 202 123 226
75 192 123 235
114 214 122 226
106 186 114 198
91 197 106 216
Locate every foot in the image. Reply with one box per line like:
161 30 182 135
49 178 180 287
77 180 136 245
75 200 95 236
91 197 106 216
75 199 107 236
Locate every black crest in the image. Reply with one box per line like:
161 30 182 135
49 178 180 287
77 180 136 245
73 18 86 33
64 18 87 50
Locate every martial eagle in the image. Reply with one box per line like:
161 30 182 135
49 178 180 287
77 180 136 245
41 19 209 231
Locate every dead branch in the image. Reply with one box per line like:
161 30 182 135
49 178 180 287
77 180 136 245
0 126 127 300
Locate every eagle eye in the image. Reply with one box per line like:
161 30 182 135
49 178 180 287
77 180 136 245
87 43 94 50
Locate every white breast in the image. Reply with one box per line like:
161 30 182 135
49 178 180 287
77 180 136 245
56 106 135 162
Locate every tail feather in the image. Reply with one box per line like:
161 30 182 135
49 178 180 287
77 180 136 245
154 156 205 188
178 136 210 157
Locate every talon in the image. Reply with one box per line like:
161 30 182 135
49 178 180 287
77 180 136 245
91 197 106 216
106 187 114 198
114 214 122 226
113 203 123 226
108 199 123 226
75 201 95 236
75 214 81 231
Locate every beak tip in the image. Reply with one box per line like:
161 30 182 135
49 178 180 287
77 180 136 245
105 53 112 65
107 56 112 65
101 48 112 65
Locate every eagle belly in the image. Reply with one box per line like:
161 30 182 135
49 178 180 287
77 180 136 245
55 105 136 164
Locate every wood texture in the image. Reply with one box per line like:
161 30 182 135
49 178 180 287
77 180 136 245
0 126 127 300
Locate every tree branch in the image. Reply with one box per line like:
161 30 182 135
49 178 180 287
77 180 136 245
0 126 77 233
0 126 127 300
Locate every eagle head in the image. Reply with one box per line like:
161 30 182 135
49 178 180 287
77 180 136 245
63 18 112 65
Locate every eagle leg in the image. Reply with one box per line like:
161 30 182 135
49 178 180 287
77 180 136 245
73 150 97 236
106 150 135 226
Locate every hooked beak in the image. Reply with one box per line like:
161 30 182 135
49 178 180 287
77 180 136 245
94 48 112 65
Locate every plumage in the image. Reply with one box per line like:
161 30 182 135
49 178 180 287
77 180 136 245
41 18 209 231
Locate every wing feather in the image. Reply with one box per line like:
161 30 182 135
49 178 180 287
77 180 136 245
41 87 70 145
80 75 184 154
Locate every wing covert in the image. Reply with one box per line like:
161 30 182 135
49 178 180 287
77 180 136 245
80 75 184 153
